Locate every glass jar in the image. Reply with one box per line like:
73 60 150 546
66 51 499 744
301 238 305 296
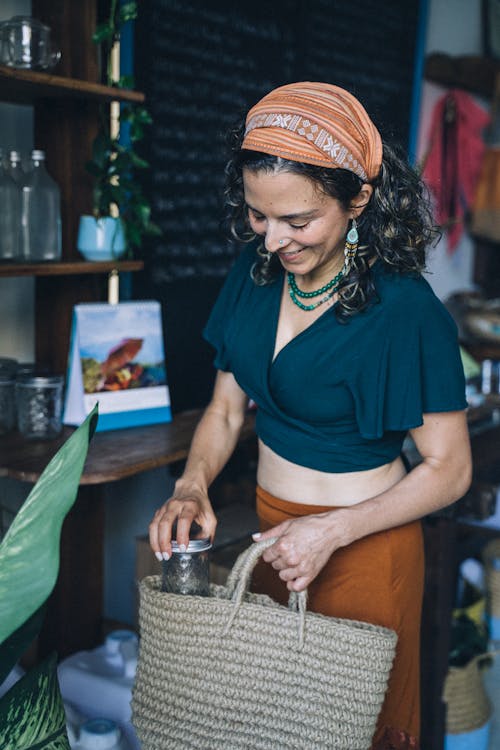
0 357 18 378
161 538 212 596
0 376 16 435
16 375 64 440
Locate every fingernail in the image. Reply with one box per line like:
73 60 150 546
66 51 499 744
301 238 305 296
154 551 163 562
162 552 170 561
179 544 187 553
252 533 262 540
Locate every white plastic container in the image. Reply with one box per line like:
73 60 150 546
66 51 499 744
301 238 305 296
57 630 140 750
72 718 130 750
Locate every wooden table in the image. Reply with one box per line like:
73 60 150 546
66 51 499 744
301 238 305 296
0 409 256 657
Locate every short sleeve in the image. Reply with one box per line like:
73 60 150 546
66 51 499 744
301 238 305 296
202 247 255 371
350 282 467 439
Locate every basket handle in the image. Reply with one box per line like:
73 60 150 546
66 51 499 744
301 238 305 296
223 538 307 650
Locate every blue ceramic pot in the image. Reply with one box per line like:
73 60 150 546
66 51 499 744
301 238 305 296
77 216 126 261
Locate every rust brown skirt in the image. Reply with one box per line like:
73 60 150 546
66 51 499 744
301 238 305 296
251 485 424 749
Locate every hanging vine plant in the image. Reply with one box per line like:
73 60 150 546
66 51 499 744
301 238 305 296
85 0 161 256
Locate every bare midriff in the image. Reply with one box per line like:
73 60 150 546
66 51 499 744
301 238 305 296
257 439 407 506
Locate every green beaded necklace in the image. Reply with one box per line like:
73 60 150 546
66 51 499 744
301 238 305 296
287 268 345 311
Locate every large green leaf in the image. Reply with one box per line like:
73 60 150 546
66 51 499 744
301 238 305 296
0 652 69 749
0 406 98 646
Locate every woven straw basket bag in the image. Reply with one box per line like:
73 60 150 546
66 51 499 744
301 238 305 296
443 653 493 734
131 538 397 750
482 538 500 619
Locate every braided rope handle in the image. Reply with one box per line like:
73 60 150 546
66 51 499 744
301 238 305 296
223 537 307 650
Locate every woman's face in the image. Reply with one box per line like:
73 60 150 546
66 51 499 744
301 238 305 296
243 167 354 282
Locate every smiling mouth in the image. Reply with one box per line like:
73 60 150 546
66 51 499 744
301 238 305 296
278 248 304 262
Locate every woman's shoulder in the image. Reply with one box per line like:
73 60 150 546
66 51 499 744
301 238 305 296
373 261 437 304
370 261 455 327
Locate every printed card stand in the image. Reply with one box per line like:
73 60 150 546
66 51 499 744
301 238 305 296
63 301 172 431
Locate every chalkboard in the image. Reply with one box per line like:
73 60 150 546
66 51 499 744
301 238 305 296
134 0 420 411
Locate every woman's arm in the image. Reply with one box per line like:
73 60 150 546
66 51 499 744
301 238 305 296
149 369 249 560
258 410 472 591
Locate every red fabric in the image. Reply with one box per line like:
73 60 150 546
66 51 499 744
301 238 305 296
372 727 419 749
422 89 489 252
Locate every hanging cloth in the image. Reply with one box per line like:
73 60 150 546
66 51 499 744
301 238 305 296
471 85 500 243
471 145 500 242
422 89 489 253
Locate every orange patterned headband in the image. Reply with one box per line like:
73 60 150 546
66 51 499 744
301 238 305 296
242 82 383 182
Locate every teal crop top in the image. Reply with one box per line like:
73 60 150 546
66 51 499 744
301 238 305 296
203 246 467 473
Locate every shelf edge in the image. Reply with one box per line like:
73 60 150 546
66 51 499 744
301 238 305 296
0 260 144 278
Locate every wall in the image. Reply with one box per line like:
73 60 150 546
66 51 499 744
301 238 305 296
418 0 485 301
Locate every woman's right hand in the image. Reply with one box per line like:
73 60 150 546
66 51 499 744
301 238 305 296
148 371 247 561
149 483 217 561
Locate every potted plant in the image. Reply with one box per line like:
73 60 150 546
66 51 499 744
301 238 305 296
0 408 97 748
77 1 161 261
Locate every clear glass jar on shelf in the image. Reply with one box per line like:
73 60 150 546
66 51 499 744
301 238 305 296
15 374 64 440
20 149 62 261
0 376 16 435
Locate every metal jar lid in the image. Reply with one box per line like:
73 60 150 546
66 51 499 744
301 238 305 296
15 375 64 388
171 538 212 554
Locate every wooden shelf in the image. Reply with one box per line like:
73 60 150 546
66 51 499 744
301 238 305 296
0 409 257 485
424 53 500 99
0 260 144 278
0 64 145 105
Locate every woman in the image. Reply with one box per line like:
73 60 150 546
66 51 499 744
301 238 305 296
149 82 472 749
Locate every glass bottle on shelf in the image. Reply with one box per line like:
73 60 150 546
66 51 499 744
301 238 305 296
0 148 21 261
7 150 25 186
20 149 62 261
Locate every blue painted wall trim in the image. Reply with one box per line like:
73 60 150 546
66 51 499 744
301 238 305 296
408 0 429 164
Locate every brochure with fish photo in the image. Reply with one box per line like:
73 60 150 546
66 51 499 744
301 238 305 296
63 301 172 431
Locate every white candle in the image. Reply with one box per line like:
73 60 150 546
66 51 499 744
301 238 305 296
108 269 119 304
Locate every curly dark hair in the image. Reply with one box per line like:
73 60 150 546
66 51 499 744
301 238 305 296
224 120 439 320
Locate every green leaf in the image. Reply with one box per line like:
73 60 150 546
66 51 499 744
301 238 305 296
118 2 138 24
0 407 98 646
134 107 153 125
126 223 142 249
0 653 69 749
129 152 149 169
117 74 135 90
92 23 114 44
146 221 163 237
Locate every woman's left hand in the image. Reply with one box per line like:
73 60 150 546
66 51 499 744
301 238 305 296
255 512 349 592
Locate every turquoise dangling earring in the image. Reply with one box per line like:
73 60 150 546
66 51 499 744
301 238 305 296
346 218 358 246
343 218 358 271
